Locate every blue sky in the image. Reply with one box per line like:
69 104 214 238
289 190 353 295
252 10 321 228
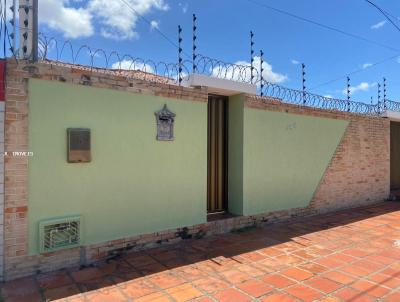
35 0 400 103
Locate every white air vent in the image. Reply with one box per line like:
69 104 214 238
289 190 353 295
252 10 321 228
39 216 82 253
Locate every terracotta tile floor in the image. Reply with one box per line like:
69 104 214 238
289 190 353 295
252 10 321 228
2 202 400 302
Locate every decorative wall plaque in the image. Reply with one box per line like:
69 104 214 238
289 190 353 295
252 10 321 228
155 104 175 141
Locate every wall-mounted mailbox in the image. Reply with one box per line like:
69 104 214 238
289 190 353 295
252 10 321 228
155 104 175 141
67 128 91 163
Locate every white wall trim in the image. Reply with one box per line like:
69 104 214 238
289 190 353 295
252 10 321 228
183 74 257 96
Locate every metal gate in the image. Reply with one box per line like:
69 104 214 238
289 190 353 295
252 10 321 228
391 122 400 190
207 95 228 213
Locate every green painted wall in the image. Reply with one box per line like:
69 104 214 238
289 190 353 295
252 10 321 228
227 95 244 215
28 79 207 255
242 108 348 216
27 80 349 253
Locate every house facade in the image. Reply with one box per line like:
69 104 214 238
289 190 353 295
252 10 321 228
1 59 394 281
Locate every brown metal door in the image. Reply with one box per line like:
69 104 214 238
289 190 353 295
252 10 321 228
207 95 228 213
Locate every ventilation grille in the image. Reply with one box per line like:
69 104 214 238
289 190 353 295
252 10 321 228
39 216 82 253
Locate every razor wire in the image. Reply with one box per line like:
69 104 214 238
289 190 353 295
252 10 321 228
384 99 400 112
38 34 259 85
38 34 187 84
259 82 380 116
5 33 400 116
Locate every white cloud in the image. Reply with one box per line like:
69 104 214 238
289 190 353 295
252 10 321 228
179 2 188 13
111 59 155 73
324 94 333 98
89 0 169 40
150 20 159 30
371 20 387 29
342 82 377 95
397 57 400 63
291 59 300 65
39 0 94 39
362 63 372 69
38 0 168 40
212 56 287 84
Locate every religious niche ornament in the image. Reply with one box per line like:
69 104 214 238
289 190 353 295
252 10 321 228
155 104 176 141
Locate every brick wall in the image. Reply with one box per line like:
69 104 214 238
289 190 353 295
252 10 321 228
4 62 30 281
245 95 390 213
2 60 390 280
4 63 31 281
311 117 389 212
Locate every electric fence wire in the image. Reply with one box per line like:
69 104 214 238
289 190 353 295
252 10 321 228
117 0 192 58
245 0 400 52
364 0 400 32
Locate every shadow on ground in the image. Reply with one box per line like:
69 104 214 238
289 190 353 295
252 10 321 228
2 202 400 301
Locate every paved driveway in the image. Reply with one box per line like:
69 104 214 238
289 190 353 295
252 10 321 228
2 202 400 302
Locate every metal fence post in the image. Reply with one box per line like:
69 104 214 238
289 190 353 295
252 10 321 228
302 63 306 105
383 77 387 111
192 14 197 74
346 77 351 112
250 31 254 85
178 25 183 85
260 50 264 96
